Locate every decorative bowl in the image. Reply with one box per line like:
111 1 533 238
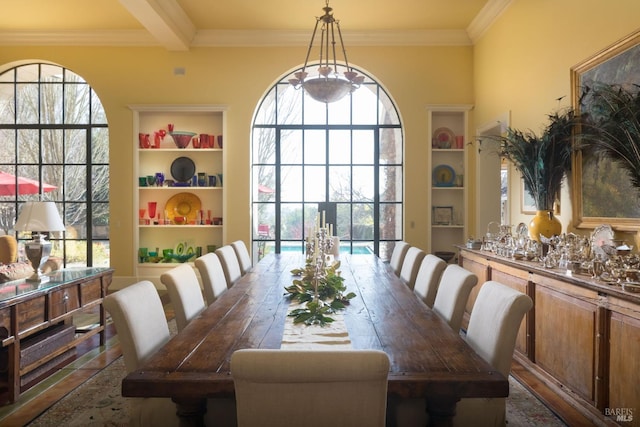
169 131 197 149
173 215 186 225
169 253 195 263
435 251 455 263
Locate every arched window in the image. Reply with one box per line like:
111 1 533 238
0 63 109 267
251 66 403 260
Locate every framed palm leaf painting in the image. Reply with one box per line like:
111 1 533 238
571 29 640 230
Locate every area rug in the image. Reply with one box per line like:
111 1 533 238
507 378 567 426
27 356 128 427
27 357 566 426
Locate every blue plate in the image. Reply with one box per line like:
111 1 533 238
433 164 456 187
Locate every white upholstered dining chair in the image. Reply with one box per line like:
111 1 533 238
432 264 478 332
194 252 229 305
105 280 237 427
231 239 253 275
413 254 447 308
389 240 410 276
392 281 533 427
399 246 426 289
453 281 534 427
160 263 206 332
231 349 390 427
103 280 177 426
216 245 243 286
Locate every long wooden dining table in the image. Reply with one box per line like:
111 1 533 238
122 253 508 427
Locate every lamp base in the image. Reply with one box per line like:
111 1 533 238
24 234 52 284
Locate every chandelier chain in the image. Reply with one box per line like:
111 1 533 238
288 1 363 103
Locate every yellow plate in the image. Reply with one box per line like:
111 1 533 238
164 192 201 224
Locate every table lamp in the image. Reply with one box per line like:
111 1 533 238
14 201 65 283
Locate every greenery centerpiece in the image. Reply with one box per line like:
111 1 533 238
285 259 355 325
284 226 355 325
482 106 583 240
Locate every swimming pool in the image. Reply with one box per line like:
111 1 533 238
270 243 374 255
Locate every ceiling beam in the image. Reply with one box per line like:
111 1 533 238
118 0 195 51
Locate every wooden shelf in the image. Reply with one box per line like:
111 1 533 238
427 105 472 253
131 105 227 286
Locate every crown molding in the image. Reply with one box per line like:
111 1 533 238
192 29 473 47
0 30 159 47
467 0 513 43
0 29 472 48
0 0 511 49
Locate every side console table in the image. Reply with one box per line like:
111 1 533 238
0 267 113 403
458 247 639 427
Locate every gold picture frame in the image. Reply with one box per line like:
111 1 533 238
521 181 560 215
432 206 453 225
571 29 640 230
521 182 537 214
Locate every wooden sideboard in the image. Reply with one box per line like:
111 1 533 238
0 267 113 403
458 248 639 427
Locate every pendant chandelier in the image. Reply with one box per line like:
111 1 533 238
288 1 364 103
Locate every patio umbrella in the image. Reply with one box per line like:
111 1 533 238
0 171 57 196
258 184 274 193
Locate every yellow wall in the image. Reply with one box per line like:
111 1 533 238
4 1 638 286
0 44 472 285
473 0 640 236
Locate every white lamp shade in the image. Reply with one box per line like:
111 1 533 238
14 201 65 232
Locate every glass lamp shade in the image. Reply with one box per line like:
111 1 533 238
14 202 65 283
302 77 355 103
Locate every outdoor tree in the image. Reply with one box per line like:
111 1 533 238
0 64 109 265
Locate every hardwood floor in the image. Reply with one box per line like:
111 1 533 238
0 321 122 426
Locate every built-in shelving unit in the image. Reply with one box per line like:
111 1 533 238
426 105 472 255
130 105 227 287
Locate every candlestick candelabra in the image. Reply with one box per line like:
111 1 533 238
287 220 352 326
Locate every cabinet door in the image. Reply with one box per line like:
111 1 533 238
490 268 530 357
458 252 489 329
608 308 640 425
534 284 597 403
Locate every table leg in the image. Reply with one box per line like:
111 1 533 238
426 397 458 427
172 398 207 427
